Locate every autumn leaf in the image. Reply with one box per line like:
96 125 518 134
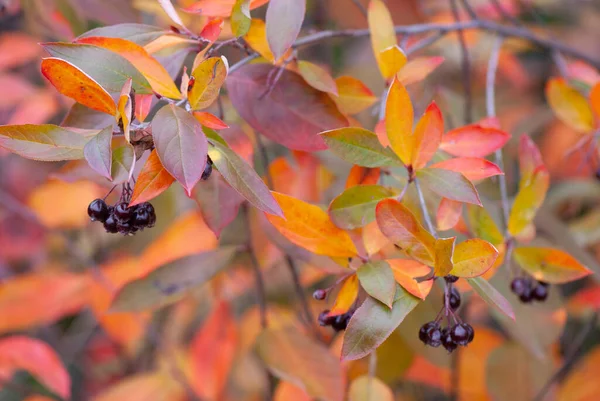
348 375 394 401
188 57 228 110
397 56 445 86
378 45 407 81
450 239 499 278
429 157 503 181
440 124 510 157
411 102 444 169
332 76 377 115
387 259 432 299
436 198 463 231
117 78 133 141
513 247 591 284
157 0 188 31
41 58 116 114
590 82 600 118
517 134 545 188
83 125 113 180
385 78 414 165
507 167 549 237
244 18 278 61
78 23 167 46
266 0 305 61
274 382 311 401
129 149 175 206
93 371 184 401
356 261 397 308
466 204 504 246
367 0 397 79
183 0 269 17
416 168 482 206
345 166 381 188
231 0 252 37
110 138 136 184
546 77 595 133
193 111 229 130
434 237 456 276
330 275 359 316
467 277 515 320
297 60 338 95
266 192 358 257
329 184 399 230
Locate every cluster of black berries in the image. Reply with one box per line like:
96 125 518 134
419 321 474 352
318 309 353 332
87 199 155 235
510 277 548 303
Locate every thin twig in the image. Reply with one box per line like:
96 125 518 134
450 0 473 124
245 205 269 329
351 0 367 17
414 178 437 238
406 31 446 55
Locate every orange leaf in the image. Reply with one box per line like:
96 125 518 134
396 56 445 86
265 192 358 258
375 199 436 265
374 118 389 147
190 301 237 400
140 211 218 274
0 272 90 334
440 124 510 157
349 375 394 401
332 76 377 115
434 237 456 276
362 220 389 256
93 371 185 401
367 0 397 79
411 101 444 169
118 78 133 141
135 94 153 122
558 346 600 401
200 18 224 42
450 239 499 278
76 36 181 99
329 275 359 316
0 336 70 399
436 198 463 231
590 82 600 119
513 247 591 284
387 259 432 299
546 77 594 133
193 111 229 129
385 78 414 165
275 382 312 401
130 150 175 206
430 157 503 181
297 60 338 95
41 58 116 115
243 18 292 63
507 167 549 237
378 45 407 81
345 165 381 188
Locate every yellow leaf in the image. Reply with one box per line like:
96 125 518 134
118 78 133 142
244 18 275 61
508 168 549 237
385 78 414 166
348 375 394 401
93 371 185 401
367 0 397 79
434 237 456 277
513 247 591 284
330 275 359 316
546 78 594 133
265 192 358 258
332 76 378 115
188 56 228 110
378 45 407 81
450 239 499 278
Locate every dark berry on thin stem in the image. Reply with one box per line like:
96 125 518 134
427 325 442 348
133 207 151 229
510 278 527 296
441 328 457 352
103 214 118 233
532 283 549 301
444 275 459 283
332 314 349 331
313 289 327 300
114 202 132 222
450 323 470 346
519 285 533 303
449 287 461 311
464 323 475 344
87 199 109 222
419 321 438 344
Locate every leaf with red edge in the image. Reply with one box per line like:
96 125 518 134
83 125 112 180
396 56 445 86
200 18 224 42
387 259 432 299
518 135 544 188
193 111 229 130
332 76 377 115
266 0 305 61
411 102 444 169
367 0 396 79
330 275 359 315
546 77 594 133
227 64 348 151
190 301 237 400
193 172 244 237
41 58 116 115
513 247 591 284
297 60 338 95
356 261 396 308
375 199 436 265
152 104 208 196
437 198 463 231
507 167 549 237
183 0 269 17
130 150 175 206
430 157 503 181
0 336 71 399
385 78 414 165
416 168 481 206
440 124 510 157
467 277 515 320
450 239 498 278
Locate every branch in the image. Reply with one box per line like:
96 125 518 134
351 0 367 17
450 0 474 124
245 204 269 329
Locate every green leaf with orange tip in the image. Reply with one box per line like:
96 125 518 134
466 204 504 246
188 56 228 110
77 23 167 46
546 77 594 133
231 0 252 37
467 277 515 320
396 56 445 86
329 275 359 316
429 157 503 181
129 150 175 206
416 168 482 206
440 124 510 157
385 78 414 165
328 184 399 229
321 127 402 168
0 124 99 161
513 247 591 284
387 259 432 299
411 102 444 169
450 239 499 278
434 237 456 276
41 58 116 115
348 375 394 401
507 167 549 237
375 199 436 265
266 192 357 257
83 125 112 180
257 327 344 401
341 287 420 361
331 76 377 115
367 0 396 79
378 45 407 81
75 36 181 99
297 60 338 95
357 261 396 308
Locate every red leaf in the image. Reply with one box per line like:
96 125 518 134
135 94 153 122
429 157 503 181
193 111 229 130
129 149 175 206
440 124 510 157
227 64 348 151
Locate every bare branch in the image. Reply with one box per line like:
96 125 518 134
351 0 368 17
450 0 474 124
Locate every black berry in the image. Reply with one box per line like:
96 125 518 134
450 324 470 346
116 220 133 235
441 328 457 352
419 321 438 344
114 202 132 222
103 214 118 233
313 289 327 300
519 284 533 303
201 157 213 180
133 207 151 229
449 287 461 311
532 282 549 301
88 199 109 222
510 277 527 296
428 327 442 347
318 310 335 327
464 323 475 343
332 314 349 332
140 202 156 228
444 275 459 283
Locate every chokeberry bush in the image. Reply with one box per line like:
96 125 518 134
1 0 600 400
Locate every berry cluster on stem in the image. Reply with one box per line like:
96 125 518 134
510 276 549 303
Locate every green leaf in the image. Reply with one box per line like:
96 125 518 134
466 204 504 246
110 247 238 312
231 0 252 37
341 287 420 361
467 277 515 320
257 327 344 401
83 125 112 180
320 127 402 167
43 43 152 94
416 167 481 205
513 247 591 284
0 124 98 161
78 23 167 46
329 184 399 230
357 261 397 308
208 140 283 217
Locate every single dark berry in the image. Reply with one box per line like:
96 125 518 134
114 202 132 223
419 321 438 344
201 159 213 180
87 199 109 222
147 210 156 228
464 323 475 344
532 283 549 301
449 287 461 311
332 314 349 331
510 277 527 296
313 289 327 301
441 328 457 353
140 203 156 228
318 310 335 327
103 214 118 233
450 323 470 346
519 284 533 303
444 275 459 283
133 207 151 229
427 326 442 348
